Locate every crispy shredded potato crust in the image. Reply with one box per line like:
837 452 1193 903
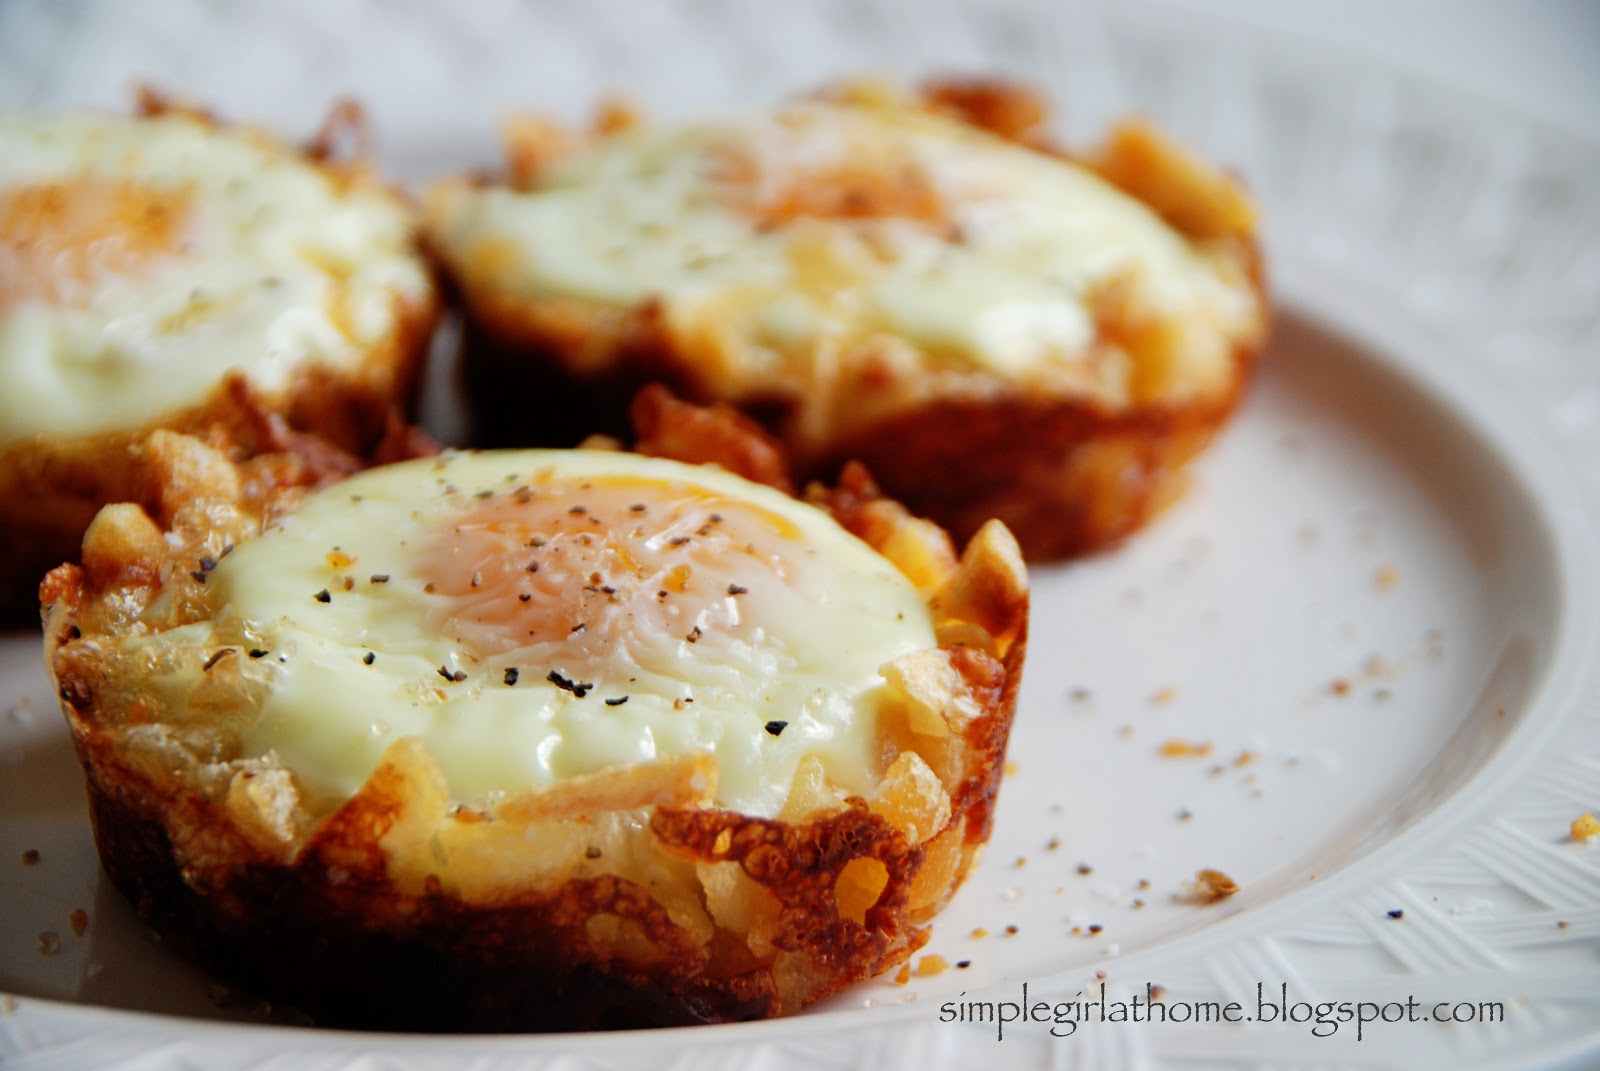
0 94 440 622
429 77 1267 561
43 398 1028 1031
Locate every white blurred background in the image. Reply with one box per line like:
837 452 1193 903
2 1 1596 147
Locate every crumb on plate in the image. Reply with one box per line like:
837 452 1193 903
1189 868 1239 904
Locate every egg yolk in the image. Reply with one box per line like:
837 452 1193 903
419 476 803 680
0 177 193 311
710 138 948 231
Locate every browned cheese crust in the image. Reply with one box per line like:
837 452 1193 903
0 93 440 623
430 78 1267 562
41 401 1028 1031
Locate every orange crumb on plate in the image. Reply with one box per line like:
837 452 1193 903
1190 868 1239 903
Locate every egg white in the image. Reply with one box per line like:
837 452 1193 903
0 112 431 446
199 450 935 817
429 100 1257 401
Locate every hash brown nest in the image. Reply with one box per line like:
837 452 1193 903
425 79 1267 560
0 92 439 622
41 396 1028 1031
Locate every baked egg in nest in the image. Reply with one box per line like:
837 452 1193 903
0 94 438 619
42 409 1027 1030
425 79 1267 559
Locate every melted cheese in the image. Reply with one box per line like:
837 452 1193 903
429 100 1256 399
204 450 934 816
0 112 431 445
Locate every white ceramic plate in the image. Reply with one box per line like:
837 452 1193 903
2 3 1598 1068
